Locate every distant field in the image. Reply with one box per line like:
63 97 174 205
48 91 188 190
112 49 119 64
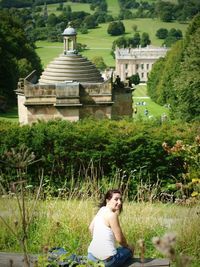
36 18 188 68
106 0 120 18
36 0 189 68
45 1 94 16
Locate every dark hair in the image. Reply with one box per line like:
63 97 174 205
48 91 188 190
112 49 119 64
99 189 123 213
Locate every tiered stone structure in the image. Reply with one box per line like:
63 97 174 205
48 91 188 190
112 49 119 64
115 46 168 82
16 24 133 124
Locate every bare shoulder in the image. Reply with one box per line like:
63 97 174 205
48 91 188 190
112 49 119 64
106 210 118 222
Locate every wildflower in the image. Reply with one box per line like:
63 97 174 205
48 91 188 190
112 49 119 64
192 178 200 184
191 191 198 197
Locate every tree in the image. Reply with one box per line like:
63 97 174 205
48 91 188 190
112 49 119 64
147 13 200 122
155 40 184 106
156 28 168 39
107 21 125 36
0 10 42 106
118 9 133 20
132 24 138 32
173 16 200 121
91 56 107 71
132 32 141 47
141 32 151 47
164 28 183 47
47 13 58 27
129 73 140 86
147 57 166 103
155 1 176 22
83 15 98 29
112 37 127 49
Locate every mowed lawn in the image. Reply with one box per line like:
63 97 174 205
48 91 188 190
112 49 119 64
36 17 188 68
133 84 170 119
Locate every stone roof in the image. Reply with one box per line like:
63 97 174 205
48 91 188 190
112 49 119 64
39 54 104 84
39 23 104 84
62 25 77 36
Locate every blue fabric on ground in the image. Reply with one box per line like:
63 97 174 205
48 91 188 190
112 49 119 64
48 247 87 266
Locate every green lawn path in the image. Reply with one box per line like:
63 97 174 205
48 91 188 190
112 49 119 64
133 84 169 119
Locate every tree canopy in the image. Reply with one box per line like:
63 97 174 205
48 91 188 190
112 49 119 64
107 21 125 36
147 13 200 122
0 10 42 106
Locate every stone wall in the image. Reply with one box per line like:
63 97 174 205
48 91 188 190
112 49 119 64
111 88 133 118
17 77 132 124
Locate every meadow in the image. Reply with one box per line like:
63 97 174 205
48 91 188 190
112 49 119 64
0 196 199 267
36 18 188 68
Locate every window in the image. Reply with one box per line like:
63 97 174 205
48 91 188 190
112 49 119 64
125 64 128 69
147 64 149 70
136 64 139 70
141 73 144 78
141 64 144 69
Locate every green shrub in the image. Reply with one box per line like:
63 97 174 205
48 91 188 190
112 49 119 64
0 119 199 199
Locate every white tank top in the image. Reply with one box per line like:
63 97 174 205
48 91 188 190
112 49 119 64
88 206 117 260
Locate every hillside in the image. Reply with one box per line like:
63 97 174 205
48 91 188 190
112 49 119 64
36 18 188 68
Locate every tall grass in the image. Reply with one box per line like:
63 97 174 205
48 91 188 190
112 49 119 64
0 197 199 266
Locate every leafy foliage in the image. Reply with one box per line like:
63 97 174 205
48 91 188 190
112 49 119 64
0 10 42 106
147 13 200 122
128 73 140 86
0 119 199 198
91 56 107 71
156 28 168 39
107 21 125 36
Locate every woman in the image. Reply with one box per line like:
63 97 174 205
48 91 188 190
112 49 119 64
87 189 134 267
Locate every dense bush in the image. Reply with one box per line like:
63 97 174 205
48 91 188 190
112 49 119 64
0 119 199 199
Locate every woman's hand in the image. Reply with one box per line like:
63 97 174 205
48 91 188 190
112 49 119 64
126 244 134 255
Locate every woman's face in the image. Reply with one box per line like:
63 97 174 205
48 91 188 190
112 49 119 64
106 193 122 212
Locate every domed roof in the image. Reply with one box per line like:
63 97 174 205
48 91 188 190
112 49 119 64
39 54 104 84
62 25 77 36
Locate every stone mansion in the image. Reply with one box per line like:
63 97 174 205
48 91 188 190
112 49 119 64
115 46 169 82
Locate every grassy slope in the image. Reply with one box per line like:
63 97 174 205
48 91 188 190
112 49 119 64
36 18 188 68
36 0 188 68
133 84 169 119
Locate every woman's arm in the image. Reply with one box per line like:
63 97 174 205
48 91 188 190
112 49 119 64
108 212 129 247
